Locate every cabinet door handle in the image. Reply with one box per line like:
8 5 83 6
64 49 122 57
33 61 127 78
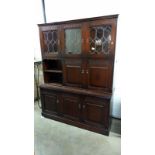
56 99 59 103
58 39 60 45
83 105 86 109
81 69 84 74
78 104 81 109
86 70 88 74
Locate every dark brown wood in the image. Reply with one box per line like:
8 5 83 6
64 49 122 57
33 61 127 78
40 84 112 99
42 111 109 135
83 97 110 129
38 14 118 26
40 86 111 135
87 59 113 92
38 15 118 135
63 59 83 87
61 94 80 121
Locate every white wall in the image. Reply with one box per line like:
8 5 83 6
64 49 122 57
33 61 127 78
33 0 44 61
44 0 121 118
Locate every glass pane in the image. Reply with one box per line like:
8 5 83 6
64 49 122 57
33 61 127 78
43 30 58 53
65 28 81 54
90 25 112 54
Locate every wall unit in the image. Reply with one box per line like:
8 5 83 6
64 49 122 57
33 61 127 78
38 15 118 135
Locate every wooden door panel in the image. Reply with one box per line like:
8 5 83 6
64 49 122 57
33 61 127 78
83 97 109 128
89 66 109 88
63 59 84 87
61 94 80 121
87 60 113 91
66 65 81 84
85 103 104 123
42 93 58 114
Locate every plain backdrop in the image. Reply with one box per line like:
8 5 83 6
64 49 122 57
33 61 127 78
0 0 155 155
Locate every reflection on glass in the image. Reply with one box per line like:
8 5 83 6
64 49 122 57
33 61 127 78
90 25 112 54
65 28 81 54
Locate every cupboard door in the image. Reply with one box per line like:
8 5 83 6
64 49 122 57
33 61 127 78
41 92 60 115
86 59 113 92
83 97 109 129
61 94 80 121
85 19 117 57
61 23 85 56
63 59 85 87
39 25 60 58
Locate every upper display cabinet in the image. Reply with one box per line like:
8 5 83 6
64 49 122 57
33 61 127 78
38 15 118 59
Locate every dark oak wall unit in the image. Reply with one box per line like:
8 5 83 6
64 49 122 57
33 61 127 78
38 15 118 135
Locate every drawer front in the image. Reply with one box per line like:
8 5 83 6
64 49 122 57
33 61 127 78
83 97 110 129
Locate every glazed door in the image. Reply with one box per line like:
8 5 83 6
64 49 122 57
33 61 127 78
39 25 60 59
86 59 113 92
82 97 109 129
61 23 85 56
85 19 117 57
61 94 81 121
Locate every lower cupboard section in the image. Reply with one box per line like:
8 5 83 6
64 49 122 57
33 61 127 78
40 87 111 135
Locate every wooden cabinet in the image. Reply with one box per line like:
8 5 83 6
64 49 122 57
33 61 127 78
38 15 118 135
39 17 116 58
63 59 113 91
40 85 111 135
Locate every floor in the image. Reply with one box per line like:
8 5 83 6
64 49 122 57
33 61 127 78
34 101 121 155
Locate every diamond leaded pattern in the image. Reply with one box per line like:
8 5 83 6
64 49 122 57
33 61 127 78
90 25 112 54
43 30 58 53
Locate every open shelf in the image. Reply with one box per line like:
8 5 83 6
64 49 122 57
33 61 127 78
43 59 63 84
43 59 62 70
44 72 63 84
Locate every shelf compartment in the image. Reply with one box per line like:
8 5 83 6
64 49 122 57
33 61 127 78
44 72 63 84
43 59 62 70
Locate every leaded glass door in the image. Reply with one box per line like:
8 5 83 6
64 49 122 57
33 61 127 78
86 21 116 56
40 25 60 58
